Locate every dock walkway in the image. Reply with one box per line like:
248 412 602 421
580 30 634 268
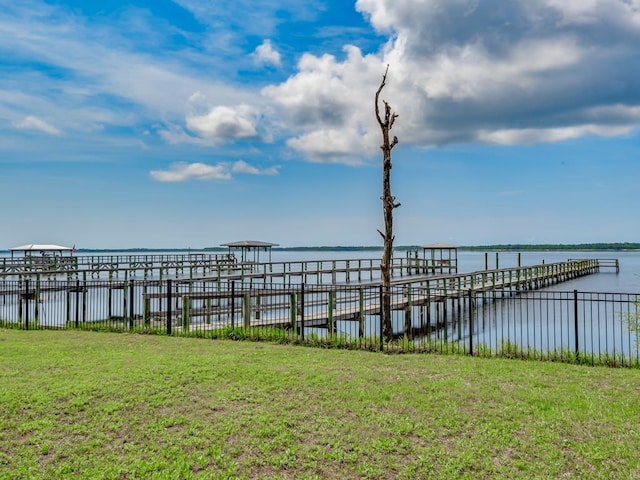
0 257 615 334
146 259 605 332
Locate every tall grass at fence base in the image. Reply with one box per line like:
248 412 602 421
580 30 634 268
4 317 640 368
468 341 640 368
70 319 164 335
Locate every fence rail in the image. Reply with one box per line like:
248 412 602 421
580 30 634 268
1 276 638 366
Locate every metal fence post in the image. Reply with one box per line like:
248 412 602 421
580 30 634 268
75 279 80 328
574 289 579 355
300 283 305 340
379 285 384 351
167 279 172 335
34 274 40 326
129 281 135 330
82 272 87 324
231 281 235 328
469 288 474 356
24 279 30 331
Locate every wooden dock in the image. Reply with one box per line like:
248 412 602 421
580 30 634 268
0 257 615 333
0 254 432 285
0 253 236 277
142 259 605 333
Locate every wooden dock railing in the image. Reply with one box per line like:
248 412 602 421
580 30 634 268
0 257 613 337
0 256 434 283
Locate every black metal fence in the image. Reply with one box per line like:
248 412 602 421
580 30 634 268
1 278 638 367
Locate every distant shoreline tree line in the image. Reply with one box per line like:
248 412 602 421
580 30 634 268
457 243 640 252
232 243 640 252
17 242 637 253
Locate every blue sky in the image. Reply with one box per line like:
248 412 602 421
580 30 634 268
2 0 640 249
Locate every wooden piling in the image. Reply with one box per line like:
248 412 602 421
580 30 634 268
243 294 251 328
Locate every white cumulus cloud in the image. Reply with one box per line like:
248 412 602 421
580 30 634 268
252 39 282 67
232 160 279 175
261 0 640 162
150 160 279 182
13 115 62 135
186 105 259 144
6 0 640 167
263 45 385 162
478 125 634 145
150 162 232 182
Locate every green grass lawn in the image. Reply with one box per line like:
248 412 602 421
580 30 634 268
1 330 639 479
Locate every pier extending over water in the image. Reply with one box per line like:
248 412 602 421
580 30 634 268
0 253 442 284
0 253 234 276
0 256 616 333
145 258 606 332
1 253 634 366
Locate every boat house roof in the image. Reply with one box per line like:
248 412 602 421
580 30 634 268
220 240 279 248
220 240 278 263
421 243 458 250
10 244 73 252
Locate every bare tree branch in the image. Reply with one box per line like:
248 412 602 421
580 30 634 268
374 65 390 129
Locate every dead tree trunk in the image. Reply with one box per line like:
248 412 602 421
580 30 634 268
375 65 400 343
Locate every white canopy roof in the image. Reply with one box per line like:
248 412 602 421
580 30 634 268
421 243 458 249
220 240 279 248
10 244 73 251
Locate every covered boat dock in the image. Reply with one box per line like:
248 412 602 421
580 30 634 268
220 240 279 264
7 243 76 271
